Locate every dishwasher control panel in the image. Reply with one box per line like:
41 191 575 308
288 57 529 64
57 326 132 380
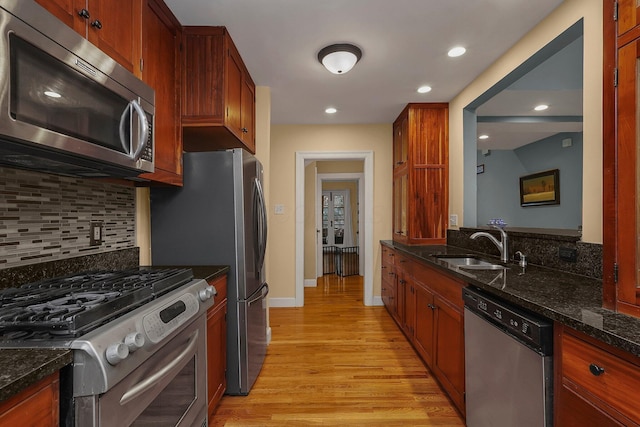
463 287 553 355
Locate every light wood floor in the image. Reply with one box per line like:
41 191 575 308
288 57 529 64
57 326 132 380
209 275 465 426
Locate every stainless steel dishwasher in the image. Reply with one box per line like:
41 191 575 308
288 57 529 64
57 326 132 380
463 287 554 427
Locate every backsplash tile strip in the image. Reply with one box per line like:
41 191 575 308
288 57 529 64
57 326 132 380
0 167 136 270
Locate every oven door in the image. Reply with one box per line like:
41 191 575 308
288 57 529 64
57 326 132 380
75 314 207 427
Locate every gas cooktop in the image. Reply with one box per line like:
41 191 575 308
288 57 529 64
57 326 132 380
0 268 194 339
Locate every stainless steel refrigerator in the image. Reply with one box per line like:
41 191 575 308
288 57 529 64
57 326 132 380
150 149 268 395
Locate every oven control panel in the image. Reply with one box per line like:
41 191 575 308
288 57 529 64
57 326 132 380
142 294 199 344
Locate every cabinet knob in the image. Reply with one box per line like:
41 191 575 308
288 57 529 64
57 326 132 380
241 127 249 133
78 8 90 19
427 303 436 310
589 363 605 376
91 19 103 30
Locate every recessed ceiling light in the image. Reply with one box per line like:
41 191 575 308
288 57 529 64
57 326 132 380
448 46 466 58
417 85 432 94
325 107 337 114
44 90 61 98
534 104 549 111
478 134 489 140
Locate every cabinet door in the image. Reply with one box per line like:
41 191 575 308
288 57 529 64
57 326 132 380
615 37 640 315
86 0 141 74
433 295 465 413
393 114 409 171
414 283 434 366
138 0 182 186
410 168 447 240
618 0 640 37
393 172 408 241
207 300 227 417
225 43 244 139
0 372 59 427
241 77 256 152
34 0 85 34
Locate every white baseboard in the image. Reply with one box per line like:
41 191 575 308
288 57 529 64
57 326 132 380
304 279 317 288
268 297 297 307
266 326 272 345
372 296 384 306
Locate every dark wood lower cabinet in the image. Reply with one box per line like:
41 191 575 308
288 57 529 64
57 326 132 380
380 244 465 417
207 275 228 419
0 372 60 426
555 324 640 426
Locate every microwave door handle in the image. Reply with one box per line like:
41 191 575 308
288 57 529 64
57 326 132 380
130 99 149 161
118 102 132 154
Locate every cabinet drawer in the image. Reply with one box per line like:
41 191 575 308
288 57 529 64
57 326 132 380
561 331 640 422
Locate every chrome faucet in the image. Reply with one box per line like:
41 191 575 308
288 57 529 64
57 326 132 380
470 225 509 263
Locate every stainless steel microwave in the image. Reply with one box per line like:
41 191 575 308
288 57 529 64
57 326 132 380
0 0 155 178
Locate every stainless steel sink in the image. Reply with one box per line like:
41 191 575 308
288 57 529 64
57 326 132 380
434 255 507 270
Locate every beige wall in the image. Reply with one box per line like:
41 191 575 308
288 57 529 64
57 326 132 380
269 124 392 300
449 0 603 243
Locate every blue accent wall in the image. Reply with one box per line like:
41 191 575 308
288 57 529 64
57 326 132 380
477 132 582 229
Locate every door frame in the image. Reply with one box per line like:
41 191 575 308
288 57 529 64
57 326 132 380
317 174 364 278
296 151 374 306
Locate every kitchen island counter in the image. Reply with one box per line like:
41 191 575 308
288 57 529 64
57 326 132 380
381 240 640 358
0 348 72 402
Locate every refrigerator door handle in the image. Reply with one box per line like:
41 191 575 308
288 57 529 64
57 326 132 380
253 177 268 272
247 283 269 306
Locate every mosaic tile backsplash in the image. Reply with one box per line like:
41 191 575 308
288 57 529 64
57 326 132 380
0 167 136 269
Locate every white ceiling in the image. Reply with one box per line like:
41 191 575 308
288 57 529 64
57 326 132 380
165 0 566 127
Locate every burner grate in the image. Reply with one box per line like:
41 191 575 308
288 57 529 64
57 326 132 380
0 268 193 338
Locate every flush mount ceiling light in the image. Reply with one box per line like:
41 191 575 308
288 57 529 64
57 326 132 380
417 85 432 94
318 43 362 74
325 107 338 114
478 134 489 140
534 104 549 111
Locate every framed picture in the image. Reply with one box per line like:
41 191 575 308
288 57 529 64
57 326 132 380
519 169 559 206
477 164 485 174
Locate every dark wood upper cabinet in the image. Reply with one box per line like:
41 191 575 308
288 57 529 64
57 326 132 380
137 0 183 186
604 0 640 317
181 27 256 154
617 0 640 38
34 0 141 75
392 103 448 245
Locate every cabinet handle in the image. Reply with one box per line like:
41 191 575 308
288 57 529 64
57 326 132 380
388 272 394 276
589 364 605 376
396 161 405 165
91 19 103 30
381 266 387 269
427 303 436 310
78 8 90 19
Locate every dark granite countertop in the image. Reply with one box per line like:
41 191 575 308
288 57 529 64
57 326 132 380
0 349 72 402
381 241 640 357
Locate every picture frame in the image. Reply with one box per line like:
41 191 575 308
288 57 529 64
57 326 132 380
519 169 559 207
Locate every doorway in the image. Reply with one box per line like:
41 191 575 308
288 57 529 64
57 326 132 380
295 151 374 307
316 173 364 278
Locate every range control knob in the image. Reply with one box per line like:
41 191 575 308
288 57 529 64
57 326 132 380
106 343 129 365
124 332 145 352
198 285 216 302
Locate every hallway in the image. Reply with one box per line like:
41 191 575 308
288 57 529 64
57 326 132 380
209 275 465 426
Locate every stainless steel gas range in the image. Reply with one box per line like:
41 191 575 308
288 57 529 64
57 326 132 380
0 268 215 427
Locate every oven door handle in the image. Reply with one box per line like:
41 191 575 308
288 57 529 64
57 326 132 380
119 329 199 406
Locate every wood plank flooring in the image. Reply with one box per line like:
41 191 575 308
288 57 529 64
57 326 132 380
209 274 465 426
